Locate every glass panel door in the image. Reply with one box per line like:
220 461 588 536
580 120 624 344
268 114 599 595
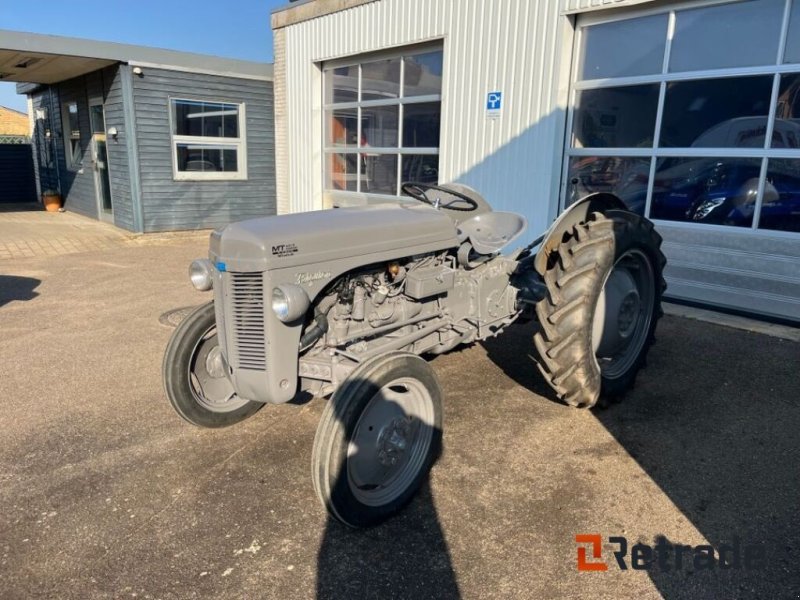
89 102 113 219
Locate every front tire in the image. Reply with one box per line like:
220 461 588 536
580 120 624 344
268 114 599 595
534 210 666 408
312 352 443 528
162 302 264 428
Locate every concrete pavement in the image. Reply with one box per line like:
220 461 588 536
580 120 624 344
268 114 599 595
0 204 208 260
0 204 132 260
0 236 798 599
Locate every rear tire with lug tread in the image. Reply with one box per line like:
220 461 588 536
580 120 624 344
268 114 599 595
533 210 666 408
312 352 443 528
163 302 264 428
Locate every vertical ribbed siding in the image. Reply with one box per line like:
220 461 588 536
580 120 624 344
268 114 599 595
280 0 575 236
273 27 290 215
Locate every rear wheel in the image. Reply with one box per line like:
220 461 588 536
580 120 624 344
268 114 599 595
312 352 442 528
162 302 264 428
533 210 666 408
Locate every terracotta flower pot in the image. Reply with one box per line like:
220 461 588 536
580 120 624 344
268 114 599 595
43 192 62 212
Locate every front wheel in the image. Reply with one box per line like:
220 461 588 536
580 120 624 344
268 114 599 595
162 302 264 428
534 210 666 408
311 352 443 528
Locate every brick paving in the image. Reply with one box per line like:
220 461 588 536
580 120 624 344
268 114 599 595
0 203 133 260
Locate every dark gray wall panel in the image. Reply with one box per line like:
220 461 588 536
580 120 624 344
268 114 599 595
103 65 135 231
54 75 98 219
30 90 69 203
0 143 36 203
27 68 136 230
132 68 275 232
29 91 58 200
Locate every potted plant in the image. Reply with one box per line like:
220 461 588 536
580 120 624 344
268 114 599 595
42 189 62 212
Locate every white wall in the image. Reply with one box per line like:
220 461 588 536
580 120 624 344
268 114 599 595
280 0 653 236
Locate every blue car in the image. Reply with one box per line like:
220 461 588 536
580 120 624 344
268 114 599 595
651 158 800 231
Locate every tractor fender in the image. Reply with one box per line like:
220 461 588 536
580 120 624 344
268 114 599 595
533 193 628 275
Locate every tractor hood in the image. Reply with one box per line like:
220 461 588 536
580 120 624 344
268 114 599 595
209 203 460 272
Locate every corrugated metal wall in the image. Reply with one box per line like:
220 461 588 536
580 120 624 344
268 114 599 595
131 68 276 232
658 223 800 321
280 0 657 236
282 0 569 236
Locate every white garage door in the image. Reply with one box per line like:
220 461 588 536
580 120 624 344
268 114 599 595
564 0 800 322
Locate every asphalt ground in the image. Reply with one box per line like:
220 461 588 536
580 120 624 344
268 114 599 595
1 237 799 600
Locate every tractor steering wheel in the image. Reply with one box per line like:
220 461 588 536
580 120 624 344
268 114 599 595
401 182 479 212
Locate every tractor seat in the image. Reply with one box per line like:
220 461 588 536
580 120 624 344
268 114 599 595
457 211 528 254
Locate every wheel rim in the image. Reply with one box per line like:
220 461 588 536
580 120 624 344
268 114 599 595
188 327 249 413
346 377 436 507
592 249 656 380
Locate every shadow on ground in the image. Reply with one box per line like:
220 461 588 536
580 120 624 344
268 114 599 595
0 203 41 214
0 275 41 307
483 317 800 598
317 480 459 599
315 370 460 599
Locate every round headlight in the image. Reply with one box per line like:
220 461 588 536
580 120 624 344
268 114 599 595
271 284 310 323
189 259 214 291
272 287 290 321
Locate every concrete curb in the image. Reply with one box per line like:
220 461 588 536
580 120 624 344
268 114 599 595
664 302 800 343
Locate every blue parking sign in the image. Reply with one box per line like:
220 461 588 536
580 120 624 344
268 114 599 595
487 91 502 111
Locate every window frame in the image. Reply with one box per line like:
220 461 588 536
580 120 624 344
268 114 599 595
564 0 800 237
322 43 444 198
61 100 82 170
168 96 248 182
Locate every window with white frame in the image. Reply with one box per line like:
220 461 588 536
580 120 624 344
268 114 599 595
323 46 443 196
566 0 800 234
170 98 247 180
62 100 81 169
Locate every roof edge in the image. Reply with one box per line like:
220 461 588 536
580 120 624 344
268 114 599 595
128 61 273 82
0 29 273 79
0 104 27 116
271 0 380 29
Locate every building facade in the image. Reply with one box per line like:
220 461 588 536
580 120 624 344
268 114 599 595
272 0 800 322
3 32 276 232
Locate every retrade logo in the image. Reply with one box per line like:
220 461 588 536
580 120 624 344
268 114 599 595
575 535 766 572
576 534 608 572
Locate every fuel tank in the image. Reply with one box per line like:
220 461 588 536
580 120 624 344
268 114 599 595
209 203 460 272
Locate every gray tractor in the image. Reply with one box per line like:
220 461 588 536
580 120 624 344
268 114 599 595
163 183 666 527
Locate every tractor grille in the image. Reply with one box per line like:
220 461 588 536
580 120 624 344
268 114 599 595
229 272 266 370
